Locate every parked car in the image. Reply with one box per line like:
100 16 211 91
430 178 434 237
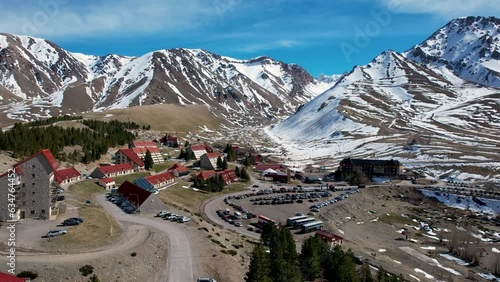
56 195 65 201
235 222 242 227
178 217 191 223
46 229 67 237
197 278 217 282
157 211 170 217
62 218 80 226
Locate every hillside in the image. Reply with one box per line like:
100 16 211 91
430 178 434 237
0 34 336 125
267 16 500 181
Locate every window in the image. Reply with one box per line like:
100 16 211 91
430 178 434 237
32 191 35 195
22 183 25 187
32 200 35 204
32 165 35 168
32 174 35 178
30 210 36 214
32 183 35 186
41 210 45 214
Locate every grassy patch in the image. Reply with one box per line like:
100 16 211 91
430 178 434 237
221 249 237 256
112 172 149 185
157 181 247 213
152 161 176 173
69 180 105 202
211 239 227 249
379 214 415 225
42 205 119 250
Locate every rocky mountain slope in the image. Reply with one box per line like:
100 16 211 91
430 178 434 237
268 16 500 177
0 34 335 123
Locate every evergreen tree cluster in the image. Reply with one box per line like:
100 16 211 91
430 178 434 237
246 224 405 282
194 174 225 192
223 143 237 161
0 119 136 162
243 152 255 167
29 115 83 126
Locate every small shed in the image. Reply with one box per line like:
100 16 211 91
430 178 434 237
316 230 343 248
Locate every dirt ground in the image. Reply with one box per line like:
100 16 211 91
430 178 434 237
211 185 500 282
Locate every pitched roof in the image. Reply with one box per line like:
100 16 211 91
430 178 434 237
13 149 59 173
316 230 343 241
131 141 158 148
196 170 216 180
117 149 145 167
132 147 160 154
99 177 115 183
167 163 189 174
117 181 152 208
0 272 29 282
189 144 207 152
204 152 221 159
54 167 81 184
97 163 134 175
145 172 174 185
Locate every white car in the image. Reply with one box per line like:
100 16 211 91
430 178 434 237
178 217 191 223
197 278 217 282
157 211 170 217
46 229 67 237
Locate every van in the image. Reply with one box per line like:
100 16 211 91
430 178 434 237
234 211 242 219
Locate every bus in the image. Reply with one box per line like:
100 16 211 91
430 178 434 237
286 215 307 226
258 215 277 225
301 221 323 233
293 217 316 229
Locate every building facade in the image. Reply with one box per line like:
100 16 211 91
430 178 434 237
339 158 402 177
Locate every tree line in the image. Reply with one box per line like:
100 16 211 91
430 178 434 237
246 223 405 282
0 119 139 163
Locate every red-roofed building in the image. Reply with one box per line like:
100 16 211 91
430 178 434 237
0 272 30 281
159 134 178 147
254 164 287 173
218 169 239 185
316 230 343 248
89 163 135 179
131 147 164 164
130 141 158 149
195 170 217 182
0 149 62 221
116 181 166 213
167 163 190 177
200 152 222 170
98 178 116 190
54 167 81 185
144 172 175 189
115 149 145 170
195 169 238 185
186 144 207 159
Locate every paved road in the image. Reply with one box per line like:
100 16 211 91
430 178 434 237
95 194 194 282
0 195 194 282
202 190 261 240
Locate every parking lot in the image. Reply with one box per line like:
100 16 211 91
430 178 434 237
211 185 358 240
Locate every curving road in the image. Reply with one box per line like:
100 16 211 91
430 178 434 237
2 195 194 282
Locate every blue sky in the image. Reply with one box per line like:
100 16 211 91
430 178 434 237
0 0 498 76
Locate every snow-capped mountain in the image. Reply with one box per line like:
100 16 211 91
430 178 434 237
0 33 335 123
405 16 500 88
268 17 499 170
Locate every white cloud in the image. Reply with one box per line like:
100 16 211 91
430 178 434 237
0 0 239 37
382 0 500 17
239 40 303 52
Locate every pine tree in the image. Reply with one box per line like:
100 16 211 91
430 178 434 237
245 244 272 282
184 141 190 148
222 157 228 170
300 236 323 281
377 266 389 282
268 226 301 282
144 150 154 170
216 156 223 170
240 167 250 182
235 166 241 177
359 263 374 282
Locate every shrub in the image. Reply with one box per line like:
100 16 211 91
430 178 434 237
89 274 101 282
130 252 137 257
17 271 38 279
79 265 94 276
221 249 237 256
